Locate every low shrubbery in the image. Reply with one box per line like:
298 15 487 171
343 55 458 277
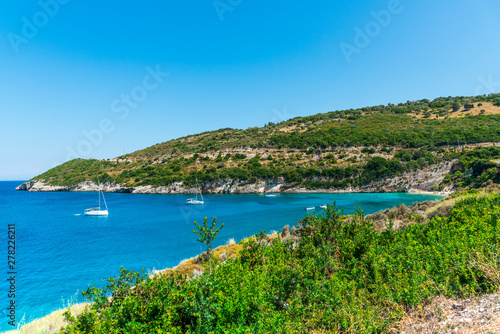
443 146 500 188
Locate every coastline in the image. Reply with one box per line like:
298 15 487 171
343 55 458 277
4 190 455 334
4 190 452 334
15 160 455 195
14 180 449 195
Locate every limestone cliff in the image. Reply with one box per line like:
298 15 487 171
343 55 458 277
16 160 455 194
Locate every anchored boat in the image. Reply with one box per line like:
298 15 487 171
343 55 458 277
186 177 204 205
84 181 109 216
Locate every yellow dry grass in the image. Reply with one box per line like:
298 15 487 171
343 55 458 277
424 190 488 219
412 101 500 120
157 242 244 277
3 303 88 334
278 125 301 133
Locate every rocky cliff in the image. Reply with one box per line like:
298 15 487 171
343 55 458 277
16 160 455 194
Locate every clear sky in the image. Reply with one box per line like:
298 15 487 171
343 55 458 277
0 1 499 180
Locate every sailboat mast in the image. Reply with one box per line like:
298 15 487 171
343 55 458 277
195 177 199 201
98 180 101 209
200 182 204 202
102 188 108 211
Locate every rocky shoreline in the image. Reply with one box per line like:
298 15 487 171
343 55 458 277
16 160 456 195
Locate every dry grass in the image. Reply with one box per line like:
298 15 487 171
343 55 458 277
411 102 500 120
396 293 500 334
369 184 500 233
3 303 88 334
155 242 244 277
278 125 301 133
424 186 500 220
470 251 500 287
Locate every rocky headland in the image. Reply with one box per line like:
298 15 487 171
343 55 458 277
16 160 456 195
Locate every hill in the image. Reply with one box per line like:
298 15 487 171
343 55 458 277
20 93 500 193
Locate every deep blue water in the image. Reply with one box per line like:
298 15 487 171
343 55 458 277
0 180 444 331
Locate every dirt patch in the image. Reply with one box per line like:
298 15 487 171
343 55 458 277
412 102 500 120
397 292 500 333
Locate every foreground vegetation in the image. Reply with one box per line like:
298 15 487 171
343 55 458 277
30 94 500 190
61 189 500 333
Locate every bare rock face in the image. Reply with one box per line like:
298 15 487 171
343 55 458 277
218 252 227 263
15 182 28 190
15 160 456 194
281 225 290 238
359 160 456 193
20 181 67 192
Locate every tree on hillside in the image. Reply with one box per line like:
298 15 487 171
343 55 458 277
193 216 225 274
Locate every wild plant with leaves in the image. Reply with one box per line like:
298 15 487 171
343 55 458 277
193 216 224 274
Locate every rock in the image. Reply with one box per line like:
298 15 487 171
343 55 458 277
193 255 202 265
15 182 27 190
290 226 298 235
194 252 209 264
481 179 494 188
452 303 464 310
281 225 290 238
192 269 203 278
14 159 457 194
218 252 227 263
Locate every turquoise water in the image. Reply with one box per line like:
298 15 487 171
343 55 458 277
0 181 443 331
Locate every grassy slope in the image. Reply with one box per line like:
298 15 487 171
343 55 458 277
30 94 500 188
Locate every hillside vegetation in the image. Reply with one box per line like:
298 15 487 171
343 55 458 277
31 94 500 190
60 188 500 333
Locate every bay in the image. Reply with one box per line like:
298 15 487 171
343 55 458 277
0 181 443 331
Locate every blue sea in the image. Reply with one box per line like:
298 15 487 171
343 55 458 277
0 180 444 331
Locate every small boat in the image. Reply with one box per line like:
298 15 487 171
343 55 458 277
186 177 204 205
305 206 315 211
320 204 327 209
85 181 108 216
265 180 277 197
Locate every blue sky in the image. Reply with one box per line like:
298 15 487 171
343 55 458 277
0 0 499 180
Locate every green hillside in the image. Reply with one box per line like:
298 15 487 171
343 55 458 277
31 94 500 190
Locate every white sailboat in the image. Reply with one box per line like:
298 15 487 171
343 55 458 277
186 177 204 205
84 181 109 216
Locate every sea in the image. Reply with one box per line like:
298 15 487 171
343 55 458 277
0 180 444 331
